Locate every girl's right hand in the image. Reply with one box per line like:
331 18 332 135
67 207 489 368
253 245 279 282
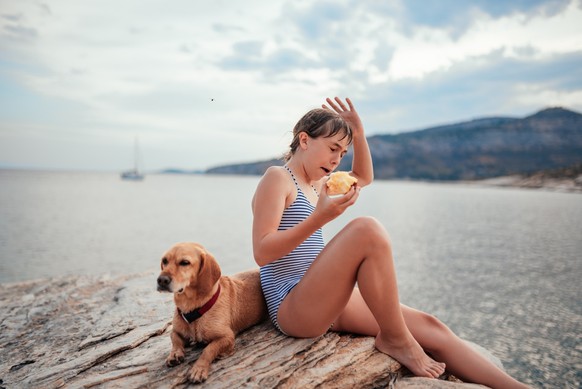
313 183 360 224
324 97 364 137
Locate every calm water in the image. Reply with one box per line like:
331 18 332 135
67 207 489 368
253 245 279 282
0 170 580 388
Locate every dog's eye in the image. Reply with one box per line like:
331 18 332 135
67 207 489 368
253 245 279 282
179 260 190 266
162 257 168 266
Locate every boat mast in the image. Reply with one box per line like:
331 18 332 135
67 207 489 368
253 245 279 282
134 136 140 173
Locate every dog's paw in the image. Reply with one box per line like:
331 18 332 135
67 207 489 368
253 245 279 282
166 350 185 367
188 361 210 383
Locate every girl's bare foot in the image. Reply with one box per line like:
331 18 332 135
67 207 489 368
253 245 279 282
375 332 446 378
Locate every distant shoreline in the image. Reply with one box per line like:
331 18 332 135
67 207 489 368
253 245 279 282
467 164 582 193
2 167 580 193
469 175 582 193
160 165 582 193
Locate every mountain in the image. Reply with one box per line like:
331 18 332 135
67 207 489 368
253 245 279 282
206 107 582 180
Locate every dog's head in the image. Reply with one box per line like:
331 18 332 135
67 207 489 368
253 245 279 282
157 242 221 296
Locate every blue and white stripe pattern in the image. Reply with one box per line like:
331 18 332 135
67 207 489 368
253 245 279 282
260 166 324 332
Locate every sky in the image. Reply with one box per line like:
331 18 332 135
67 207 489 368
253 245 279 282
1 0 581 172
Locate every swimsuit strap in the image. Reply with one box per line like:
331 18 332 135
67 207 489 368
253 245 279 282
283 165 319 197
283 165 300 189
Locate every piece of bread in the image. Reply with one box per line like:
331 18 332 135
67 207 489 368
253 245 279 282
326 171 358 195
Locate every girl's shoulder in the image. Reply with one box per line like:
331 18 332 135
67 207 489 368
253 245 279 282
257 165 294 193
263 165 290 183
255 165 296 207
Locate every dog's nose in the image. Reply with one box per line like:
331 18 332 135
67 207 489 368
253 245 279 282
157 274 171 290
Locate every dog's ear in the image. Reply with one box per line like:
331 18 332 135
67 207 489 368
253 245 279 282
198 250 221 293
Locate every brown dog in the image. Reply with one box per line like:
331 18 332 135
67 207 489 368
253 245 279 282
157 242 268 382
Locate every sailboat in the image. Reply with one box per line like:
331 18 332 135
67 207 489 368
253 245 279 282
121 137 145 181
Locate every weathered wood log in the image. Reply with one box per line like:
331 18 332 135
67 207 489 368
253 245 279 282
0 273 501 388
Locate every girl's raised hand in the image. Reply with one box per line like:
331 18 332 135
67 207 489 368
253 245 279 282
323 97 364 136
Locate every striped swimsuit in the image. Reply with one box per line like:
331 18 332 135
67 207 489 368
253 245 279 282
260 166 325 332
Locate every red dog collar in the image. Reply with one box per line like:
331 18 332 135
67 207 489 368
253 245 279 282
178 284 221 324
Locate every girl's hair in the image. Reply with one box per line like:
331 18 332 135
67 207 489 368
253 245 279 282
284 108 353 161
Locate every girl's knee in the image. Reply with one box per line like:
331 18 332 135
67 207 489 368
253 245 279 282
347 217 390 246
420 313 454 353
424 313 448 332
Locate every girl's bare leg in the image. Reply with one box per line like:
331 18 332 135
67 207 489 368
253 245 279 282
400 305 530 388
277 217 445 378
333 289 530 389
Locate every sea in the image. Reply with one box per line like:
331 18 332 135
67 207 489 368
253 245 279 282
0 169 580 388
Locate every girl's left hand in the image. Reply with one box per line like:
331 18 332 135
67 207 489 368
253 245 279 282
323 97 364 136
312 182 360 225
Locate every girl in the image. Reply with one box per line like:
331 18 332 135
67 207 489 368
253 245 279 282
251 97 529 388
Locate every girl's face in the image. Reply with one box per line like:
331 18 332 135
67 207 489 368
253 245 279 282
301 131 350 180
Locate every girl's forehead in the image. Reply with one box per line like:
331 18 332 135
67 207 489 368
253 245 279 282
324 132 351 146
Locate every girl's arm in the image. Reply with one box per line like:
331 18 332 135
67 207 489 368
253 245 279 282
324 97 374 187
252 167 321 266
252 166 359 266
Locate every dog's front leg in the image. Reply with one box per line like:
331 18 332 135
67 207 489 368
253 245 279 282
189 334 235 383
166 329 188 367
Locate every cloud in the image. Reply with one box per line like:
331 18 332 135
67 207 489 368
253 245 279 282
0 0 581 171
1 13 23 22
2 23 38 41
398 0 573 36
282 1 351 41
359 49 582 133
220 43 325 85
379 0 582 80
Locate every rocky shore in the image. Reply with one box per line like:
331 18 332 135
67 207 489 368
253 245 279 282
0 272 504 388
470 164 582 193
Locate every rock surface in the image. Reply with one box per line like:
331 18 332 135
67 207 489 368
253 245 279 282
0 273 502 388
471 163 582 193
